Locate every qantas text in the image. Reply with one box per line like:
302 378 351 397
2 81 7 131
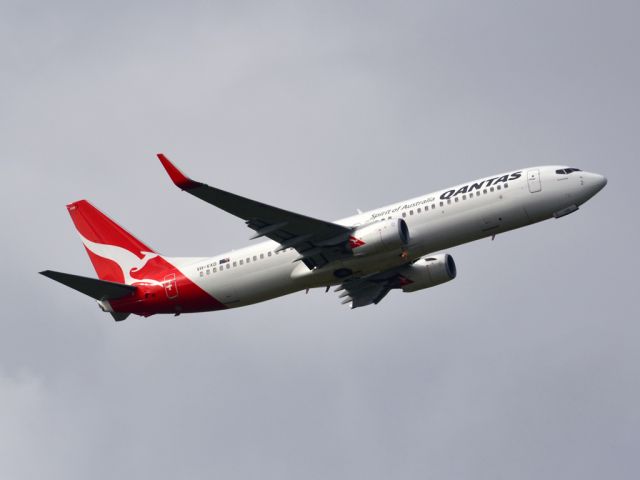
368 171 522 221
439 171 522 200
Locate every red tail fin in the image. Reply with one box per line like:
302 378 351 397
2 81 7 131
67 200 158 283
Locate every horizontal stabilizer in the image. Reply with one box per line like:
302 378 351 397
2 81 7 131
39 270 137 300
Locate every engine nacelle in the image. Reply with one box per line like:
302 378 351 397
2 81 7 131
350 218 409 256
398 254 457 292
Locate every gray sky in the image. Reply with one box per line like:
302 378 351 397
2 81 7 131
1 0 639 478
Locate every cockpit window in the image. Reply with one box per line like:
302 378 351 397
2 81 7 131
555 168 582 174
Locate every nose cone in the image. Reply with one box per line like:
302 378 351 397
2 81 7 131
587 172 608 193
594 173 608 192
579 172 607 203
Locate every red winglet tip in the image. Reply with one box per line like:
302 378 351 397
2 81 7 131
157 153 199 190
66 199 88 211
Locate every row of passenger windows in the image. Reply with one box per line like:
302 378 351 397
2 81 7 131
398 183 509 218
199 248 294 276
199 182 509 277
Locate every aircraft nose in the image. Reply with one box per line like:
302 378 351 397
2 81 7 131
595 173 607 191
579 172 607 201
588 173 607 193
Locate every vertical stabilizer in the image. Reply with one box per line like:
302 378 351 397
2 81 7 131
66 200 159 284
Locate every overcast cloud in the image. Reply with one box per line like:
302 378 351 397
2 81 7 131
1 0 639 478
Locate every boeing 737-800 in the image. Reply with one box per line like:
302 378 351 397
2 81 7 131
41 155 607 321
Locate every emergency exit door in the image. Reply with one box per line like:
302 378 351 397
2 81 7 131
527 169 541 193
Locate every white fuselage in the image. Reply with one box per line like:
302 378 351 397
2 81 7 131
172 166 606 307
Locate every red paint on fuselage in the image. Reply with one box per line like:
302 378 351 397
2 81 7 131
109 267 228 316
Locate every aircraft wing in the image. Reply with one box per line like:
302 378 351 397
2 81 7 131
333 259 427 308
336 279 392 308
157 154 352 269
335 268 407 308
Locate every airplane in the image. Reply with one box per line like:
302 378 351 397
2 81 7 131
40 155 607 321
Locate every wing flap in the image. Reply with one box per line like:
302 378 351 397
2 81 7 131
337 277 393 309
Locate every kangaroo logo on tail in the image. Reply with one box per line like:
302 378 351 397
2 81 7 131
79 234 163 286
65 199 170 285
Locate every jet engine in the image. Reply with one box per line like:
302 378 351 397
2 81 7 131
350 218 409 256
397 254 457 292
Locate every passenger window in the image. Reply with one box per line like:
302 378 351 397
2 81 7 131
402 212 407 217
455 197 459 202
260 253 264 259
417 208 421 213
226 264 230 270
497 185 501 190
447 199 451 204
439 202 443 207
253 256 257 261
213 268 217 273
268 251 272 257
490 187 494 192
462 195 467 200
206 269 210 275
199 271 204 277
504 183 509 188
246 257 250 263
409 210 414 215
233 261 237 267
483 189 487 194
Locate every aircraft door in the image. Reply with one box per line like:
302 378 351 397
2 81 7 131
527 169 542 193
163 273 179 299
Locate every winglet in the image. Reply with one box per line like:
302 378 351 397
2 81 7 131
157 154 201 190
